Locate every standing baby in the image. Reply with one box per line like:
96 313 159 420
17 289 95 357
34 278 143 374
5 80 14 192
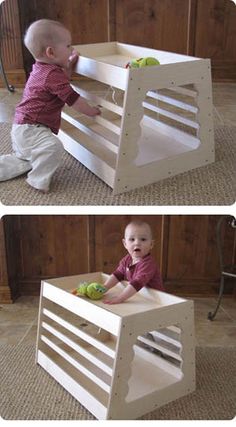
0 19 100 191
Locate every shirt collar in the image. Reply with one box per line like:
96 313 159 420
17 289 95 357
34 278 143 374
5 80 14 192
127 253 151 268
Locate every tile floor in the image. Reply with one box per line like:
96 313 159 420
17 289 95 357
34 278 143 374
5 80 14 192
0 295 236 347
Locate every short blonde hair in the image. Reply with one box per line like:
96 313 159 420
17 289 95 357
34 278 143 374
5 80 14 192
24 19 68 58
124 220 153 239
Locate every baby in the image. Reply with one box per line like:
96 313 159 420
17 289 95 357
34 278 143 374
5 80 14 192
0 19 100 192
103 220 164 304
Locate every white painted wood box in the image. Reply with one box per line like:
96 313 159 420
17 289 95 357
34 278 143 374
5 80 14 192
59 41 214 194
36 272 195 420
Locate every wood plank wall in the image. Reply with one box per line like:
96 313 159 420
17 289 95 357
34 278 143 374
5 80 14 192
1 0 236 86
0 0 26 86
0 215 235 302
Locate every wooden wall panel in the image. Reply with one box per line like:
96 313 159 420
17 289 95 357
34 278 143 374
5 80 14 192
10 215 91 295
17 0 110 75
114 0 192 54
2 216 21 301
1 0 23 68
0 219 12 302
165 215 236 295
17 0 109 43
195 0 236 80
0 0 26 86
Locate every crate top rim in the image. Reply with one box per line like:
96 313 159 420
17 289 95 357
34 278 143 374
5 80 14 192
41 273 192 319
73 41 206 67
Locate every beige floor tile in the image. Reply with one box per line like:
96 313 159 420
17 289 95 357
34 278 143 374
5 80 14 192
0 102 15 123
214 105 236 126
0 308 38 325
212 83 236 106
0 324 32 345
21 324 38 345
195 321 236 347
221 298 236 321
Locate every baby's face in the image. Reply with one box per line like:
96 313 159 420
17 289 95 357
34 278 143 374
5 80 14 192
123 224 154 262
52 28 73 68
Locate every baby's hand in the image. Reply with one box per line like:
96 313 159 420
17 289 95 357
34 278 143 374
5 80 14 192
69 50 79 66
85 105 101 117
91 106 101 116
72 97 101 117
103 296 123 304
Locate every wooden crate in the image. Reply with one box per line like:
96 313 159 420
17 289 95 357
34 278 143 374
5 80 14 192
36 272 195 420
58 41 214 194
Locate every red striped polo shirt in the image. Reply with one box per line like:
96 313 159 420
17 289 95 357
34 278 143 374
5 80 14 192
14 61 79 134
113 253 164 292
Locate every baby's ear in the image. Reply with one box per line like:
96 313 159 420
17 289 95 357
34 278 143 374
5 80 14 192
45 46 54 58
150 239 155 249
122 238 127 249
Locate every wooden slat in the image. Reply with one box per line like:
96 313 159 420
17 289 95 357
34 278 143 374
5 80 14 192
71 85 123 116
143 101 199 129
94 115 121 135
167 86 197 98
74 55 128 90
61 112 118 154
37 350 107 419
147 91 198 114
137 336 182 362
59 129 115 188
42 282 120 335
60 124 116 167
43 308 116 358
42 321 113 376
41 335 111 393
150 331 182 349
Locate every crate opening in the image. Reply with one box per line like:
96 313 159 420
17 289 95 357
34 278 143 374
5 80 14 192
126 324 183 403
134 86 200 167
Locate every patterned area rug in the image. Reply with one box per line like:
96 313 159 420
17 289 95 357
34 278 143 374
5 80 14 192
0 344 235 420
0 122 235 205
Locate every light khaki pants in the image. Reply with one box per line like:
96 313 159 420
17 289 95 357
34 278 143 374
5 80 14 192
0 124 64 191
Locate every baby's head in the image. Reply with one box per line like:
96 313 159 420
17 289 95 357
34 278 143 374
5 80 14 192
24 19 72 67
123 220 154 261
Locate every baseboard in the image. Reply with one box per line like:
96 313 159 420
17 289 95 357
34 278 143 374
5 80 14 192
0 286 13 303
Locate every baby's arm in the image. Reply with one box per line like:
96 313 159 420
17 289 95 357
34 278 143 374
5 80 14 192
103 283 137 304
72 96 101 117
103 274 119 291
